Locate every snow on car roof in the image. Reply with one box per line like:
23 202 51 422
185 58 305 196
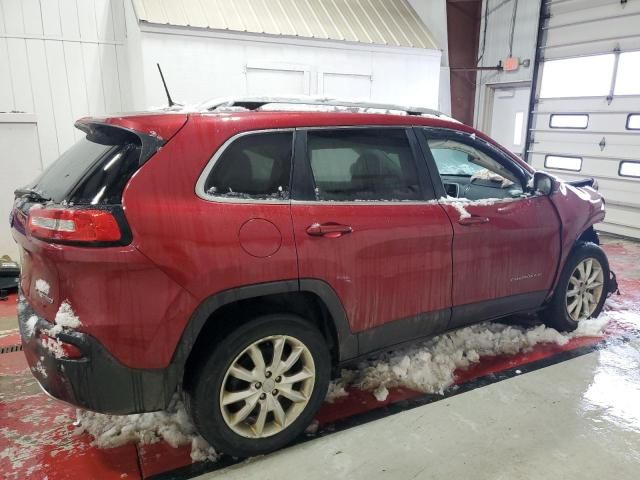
190 96 461 123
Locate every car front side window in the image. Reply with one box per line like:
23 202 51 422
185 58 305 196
426 136 525 201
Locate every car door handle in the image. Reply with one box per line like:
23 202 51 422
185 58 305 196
306 223 353 238
458 215 490 226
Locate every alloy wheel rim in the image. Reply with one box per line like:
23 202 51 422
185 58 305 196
219 335 316 438
565 257 604 321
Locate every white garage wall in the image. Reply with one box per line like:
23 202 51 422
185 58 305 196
133 25 441 111
0 0 132 258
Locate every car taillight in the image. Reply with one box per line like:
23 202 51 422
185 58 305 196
27 207 121 243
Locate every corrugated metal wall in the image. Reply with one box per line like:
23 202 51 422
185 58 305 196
0 0 131 167
131 0 438 49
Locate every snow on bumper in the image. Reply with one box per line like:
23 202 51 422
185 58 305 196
18 297 178 415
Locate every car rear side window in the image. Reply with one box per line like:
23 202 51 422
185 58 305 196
306 129 422 201
204 132 292 200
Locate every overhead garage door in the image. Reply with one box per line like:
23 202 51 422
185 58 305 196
527 0 640 239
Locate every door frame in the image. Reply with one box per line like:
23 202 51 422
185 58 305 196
480 81 532 139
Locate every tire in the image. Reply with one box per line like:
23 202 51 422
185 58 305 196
542 242 610 332
185 314 331 458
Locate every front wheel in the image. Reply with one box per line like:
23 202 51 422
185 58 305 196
186 314 330 458
542 242 610 332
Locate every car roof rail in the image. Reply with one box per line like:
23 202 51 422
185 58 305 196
201 96 452 118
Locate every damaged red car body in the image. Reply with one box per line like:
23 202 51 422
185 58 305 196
10 99 615 457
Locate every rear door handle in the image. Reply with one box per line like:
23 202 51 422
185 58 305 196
458 215 490 226
306 223 353 238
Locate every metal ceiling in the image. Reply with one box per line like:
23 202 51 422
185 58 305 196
132 0 438 49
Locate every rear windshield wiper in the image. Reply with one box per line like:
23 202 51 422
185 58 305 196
14 188 51 202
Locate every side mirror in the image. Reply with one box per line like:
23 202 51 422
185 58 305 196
532 171 558 196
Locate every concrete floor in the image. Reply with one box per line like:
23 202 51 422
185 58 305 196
202 342 640 480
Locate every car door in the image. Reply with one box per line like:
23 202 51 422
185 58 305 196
290 127 453 353
416 127 562 328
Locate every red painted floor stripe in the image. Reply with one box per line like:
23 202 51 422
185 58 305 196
0 351 30 376
137 442 192 478
0 330 21 349
0 392 141 480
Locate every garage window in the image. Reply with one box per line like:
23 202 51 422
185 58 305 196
627 114 640 130
549 114 589 129
614 51 640 96
545 155 582 172
619 161 640 178
540 54 615 98
204 132 292 200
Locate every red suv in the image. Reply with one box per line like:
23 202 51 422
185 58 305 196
11 98 614 457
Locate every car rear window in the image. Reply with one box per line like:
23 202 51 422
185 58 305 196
30 130 142 205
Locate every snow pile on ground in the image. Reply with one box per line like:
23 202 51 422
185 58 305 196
327 315 611 403
49 301 81 336
76 311 617 459
76 396 218 463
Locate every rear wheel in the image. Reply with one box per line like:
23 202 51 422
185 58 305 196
542 242 610 332
186 314 330 458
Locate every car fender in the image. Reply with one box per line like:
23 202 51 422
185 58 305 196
546 181 606 298
170 279 358 379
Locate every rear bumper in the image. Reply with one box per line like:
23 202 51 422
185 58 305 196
18 297 178 414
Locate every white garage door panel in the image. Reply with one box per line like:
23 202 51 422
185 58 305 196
534 96 640 113
532 141 640 160
549 0 623 15
545 17 640 50
542 1 640 59
600 205 640 235
533 115 636 134
528 0 640 238
544 39 640 61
